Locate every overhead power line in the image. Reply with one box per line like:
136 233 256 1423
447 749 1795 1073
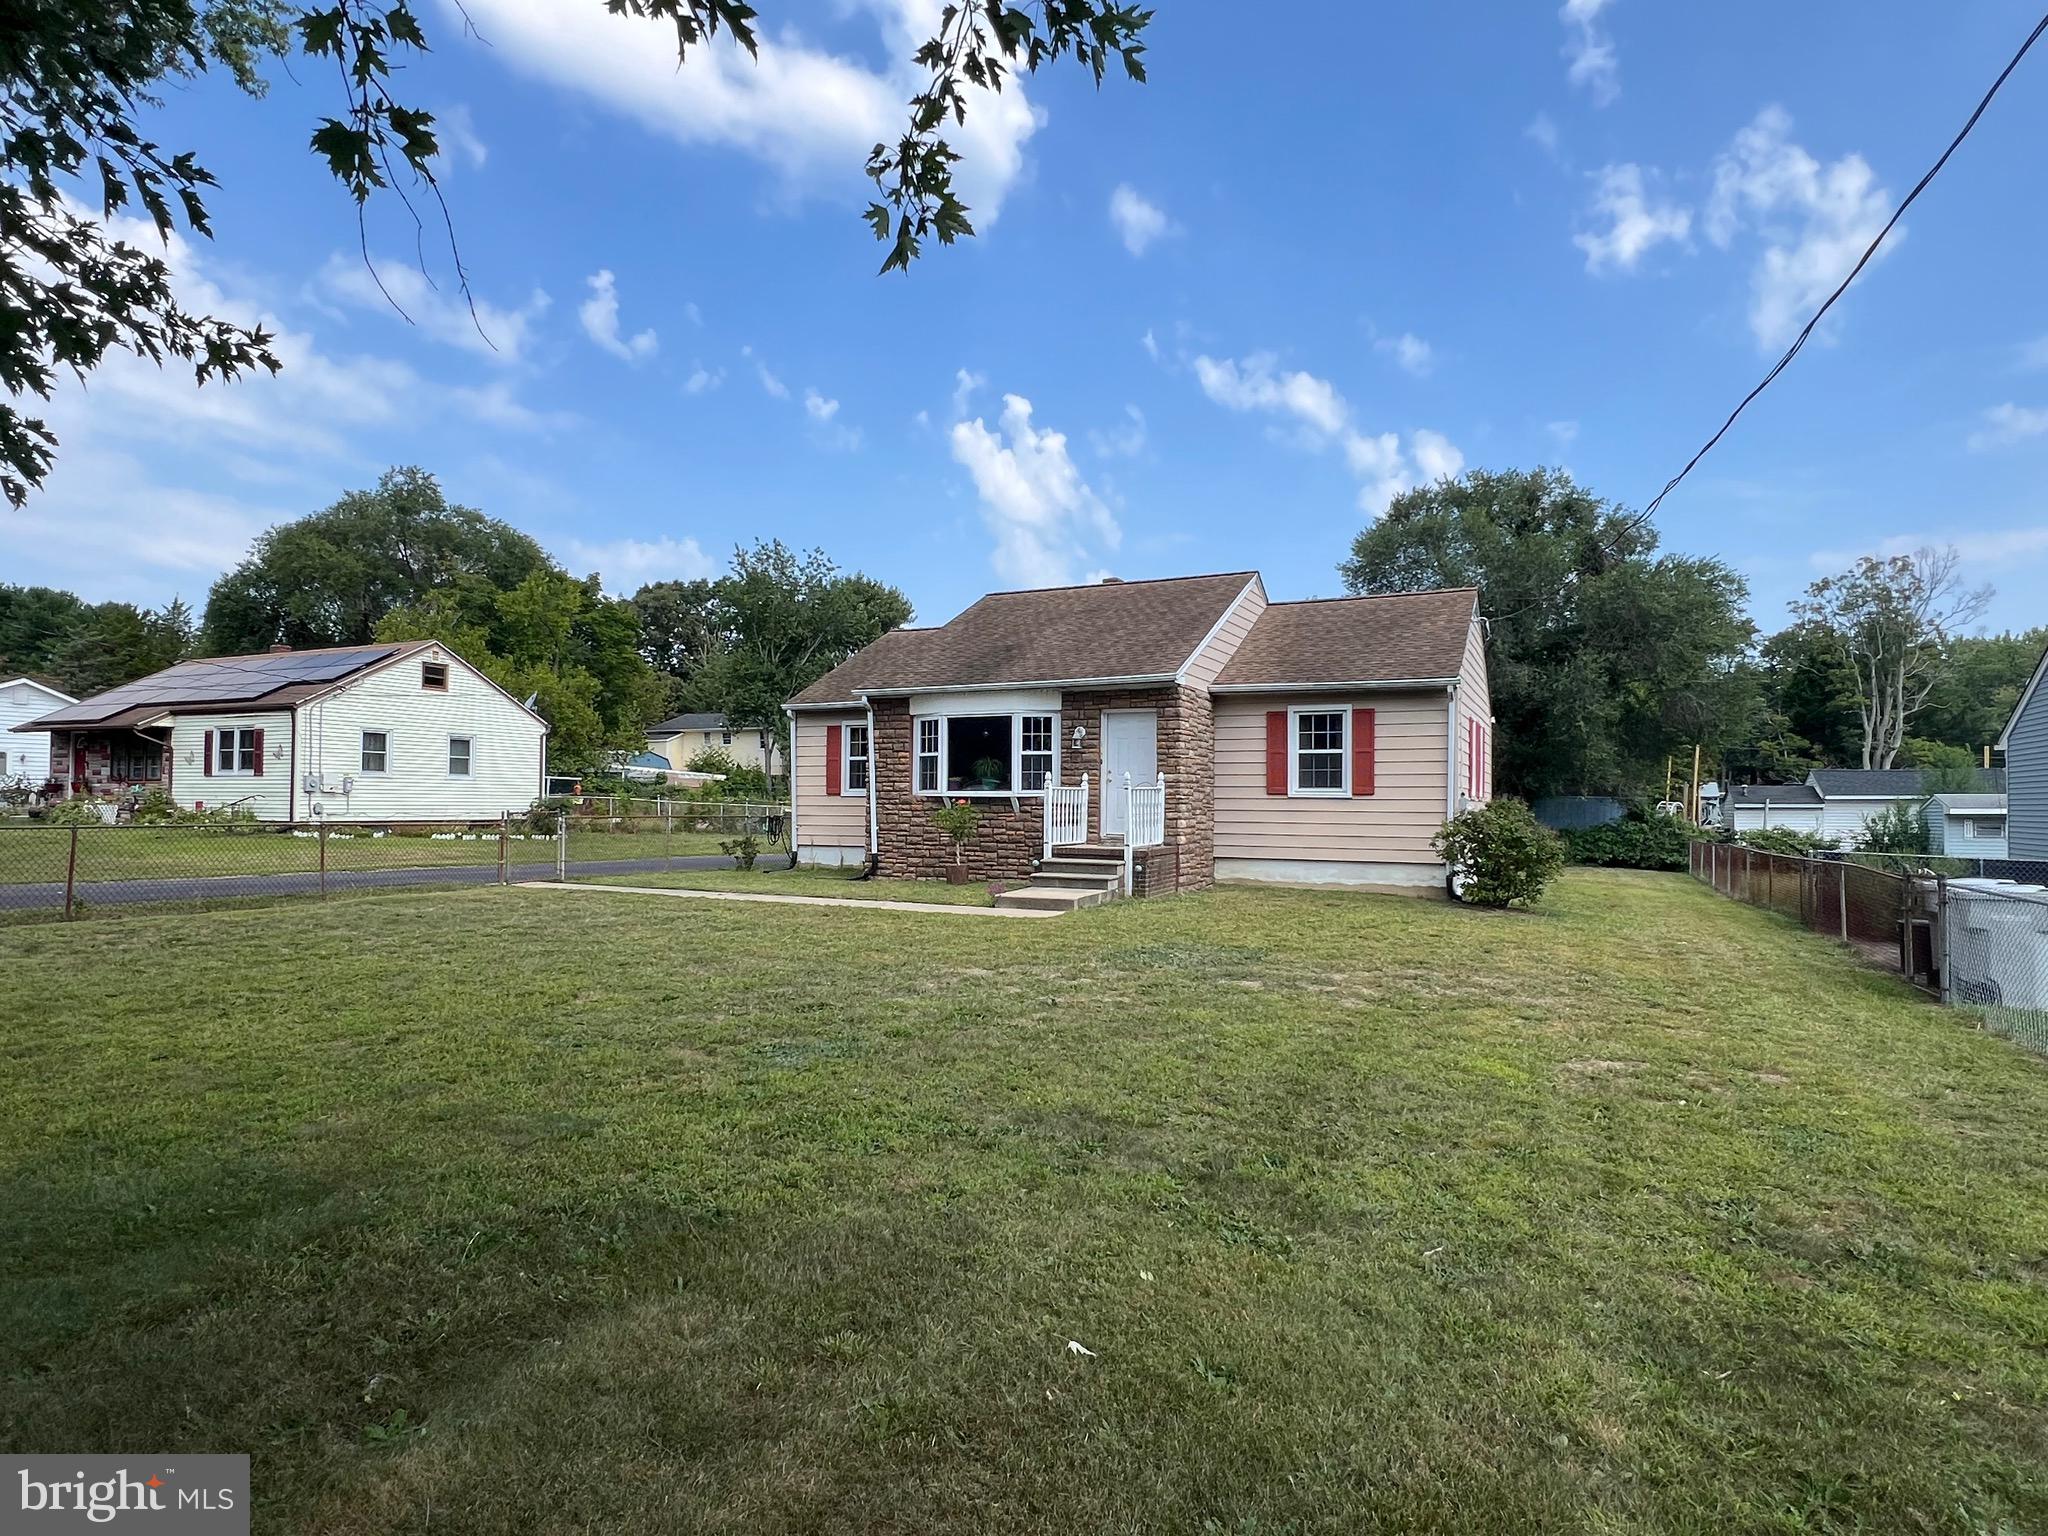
1625 8 2048 540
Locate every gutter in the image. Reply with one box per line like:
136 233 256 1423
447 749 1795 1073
865 699 878 862
784 704 800 865
1212 676 1459 695
1444 680 1460 822
855 672 1180 699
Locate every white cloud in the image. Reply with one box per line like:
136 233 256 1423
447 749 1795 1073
1810 525 2048 573
439 103 488 168
1193 352 1348 437
1524 112 1560 158
1088 404 1147 459
450 379 578 433
451 0 1039 221
578 269 658 361
316 254 550 362
559 534 717 589
2021 336 2048 370
684 301 703 327
1560 0 1619 106
1108 184 1176 256
1191 349 1461 515
684 362 724 394
951 367 986 418
1967 403 2048 451
1140 328 1159 361
803 387 839 421
1706 106 1895 351
755 363 787 399
1547 419 1580 447
1410 428 1465 483
949 394 1121 587
1574 163 1691 274
1374 331 1434 377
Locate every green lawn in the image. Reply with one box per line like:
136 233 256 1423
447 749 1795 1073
590 863 1006 905
4 871 2046 1533
0 826 736 885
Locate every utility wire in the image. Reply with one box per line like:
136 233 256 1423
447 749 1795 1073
1624 8 2048 541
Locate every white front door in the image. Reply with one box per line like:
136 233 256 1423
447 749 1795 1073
1100 709 1158 838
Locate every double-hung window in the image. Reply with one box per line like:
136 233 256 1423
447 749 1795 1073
1019 715 1055 791
843 722 870 794
916 718 941 793
360 730 389 774
1292 710 1347 794
448 736 473 777
216 727 258 775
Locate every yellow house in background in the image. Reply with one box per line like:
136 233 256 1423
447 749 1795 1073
646 712 783 778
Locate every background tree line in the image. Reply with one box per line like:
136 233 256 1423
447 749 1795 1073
1 467 909 778
1342 468 2038 804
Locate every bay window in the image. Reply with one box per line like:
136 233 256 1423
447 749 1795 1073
911 711 1059 795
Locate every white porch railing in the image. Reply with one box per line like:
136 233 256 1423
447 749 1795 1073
1122 772 1166 895
1044 773 1090 860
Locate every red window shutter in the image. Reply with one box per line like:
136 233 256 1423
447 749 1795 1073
1264 712 1288 796
825 723 842 797
251 727 265 776
1352 708 1376 796
203 729 215 777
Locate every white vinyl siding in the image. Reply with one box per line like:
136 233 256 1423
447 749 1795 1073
1454 611 1492 808
1213 692 1450 866
170 710 293 820
793 712 866 852
0 679 73 786
1818 799 1913 850
295 648 544 821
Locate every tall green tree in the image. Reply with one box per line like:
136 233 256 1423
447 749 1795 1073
1727 622 1863 780
0 585 92 676
629 578 720 707
681 541 913 755
1915 627 2047 752
2 0 1153 507
200 467 547 653
1339 467 1756 801
0 587 194 694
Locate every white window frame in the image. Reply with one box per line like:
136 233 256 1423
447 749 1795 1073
842 722 870 796
359 729 390 775
448 735 474 778
1289 706 1349 797
916 717 941 794
910 711 1060 798
215 726 258 777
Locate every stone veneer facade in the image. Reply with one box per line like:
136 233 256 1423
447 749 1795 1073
871 683 1216 893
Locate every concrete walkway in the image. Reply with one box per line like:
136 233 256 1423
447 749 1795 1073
519 880 1061 918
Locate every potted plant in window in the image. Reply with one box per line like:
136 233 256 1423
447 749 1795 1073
970 756 1005 790
930 797 981 883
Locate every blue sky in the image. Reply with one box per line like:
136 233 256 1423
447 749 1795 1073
16 0 2048 635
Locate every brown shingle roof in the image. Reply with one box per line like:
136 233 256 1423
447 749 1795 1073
789 627 947 707
1213 588 1477 689
791 573 1259 704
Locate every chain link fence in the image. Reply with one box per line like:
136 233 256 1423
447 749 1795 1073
560 805 789 876
1690 841 2048 1055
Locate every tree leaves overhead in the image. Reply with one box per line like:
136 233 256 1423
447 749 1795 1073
1 0 1154 507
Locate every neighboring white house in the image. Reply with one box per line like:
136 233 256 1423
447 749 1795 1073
1725 782 1825 838
1728 768 1951 848
0 677 75 788
646 712 783 777
1924 793 2009 858
13 641 546 822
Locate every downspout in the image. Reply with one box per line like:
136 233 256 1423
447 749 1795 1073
1444 680 1461 822
859 700 880 880
784 706 800 869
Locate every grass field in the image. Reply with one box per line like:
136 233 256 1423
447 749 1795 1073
0 825 739 885
4 871 2046 1533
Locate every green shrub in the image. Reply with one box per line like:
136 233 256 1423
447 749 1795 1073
721 833 761 871
929 799 981 863
1563 814 1690 871
47 798 111 826
1433 798 1565 908
1735 826 1835 857
1856 799 1928 856
682 749 775 800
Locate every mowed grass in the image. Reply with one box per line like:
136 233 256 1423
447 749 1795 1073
0 825 734 885
4 871 2047 1534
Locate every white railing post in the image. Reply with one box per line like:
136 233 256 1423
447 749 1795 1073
1043 779 1055 862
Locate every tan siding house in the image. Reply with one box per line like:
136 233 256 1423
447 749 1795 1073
787 573 1491 899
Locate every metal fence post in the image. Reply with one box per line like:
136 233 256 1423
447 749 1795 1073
1936 874 1950 1003
318 821 328 899
664 807 673 872
63 825 78 920
499 811 510 885
557 810 569 881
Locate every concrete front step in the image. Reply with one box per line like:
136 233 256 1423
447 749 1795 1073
1031 870 1125 891
1040 856 1124 878
994 884 1113 913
